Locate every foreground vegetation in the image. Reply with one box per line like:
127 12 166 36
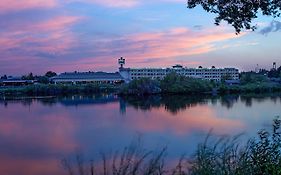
62 117 281 175
0 83 118 96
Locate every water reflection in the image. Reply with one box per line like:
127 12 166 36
2 93 281 114
0 94 280 175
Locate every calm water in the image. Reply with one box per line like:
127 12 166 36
0 94 281 175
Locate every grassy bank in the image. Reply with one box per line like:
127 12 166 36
62 117 281 175
0 83 118 97
219 82 281 94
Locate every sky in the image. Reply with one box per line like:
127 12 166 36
1 0 281 75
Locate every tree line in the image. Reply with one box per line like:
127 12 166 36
0 71 57 84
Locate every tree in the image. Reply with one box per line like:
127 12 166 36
36 76 49 84
187 0 281 34
22 72 34 80
0 75 7 80
240 72 268 84
45 71 57 78
221 73 233 82
268 68 279 78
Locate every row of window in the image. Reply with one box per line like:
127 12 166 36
130 73 239 76
130 69 238 73
130 76 238 81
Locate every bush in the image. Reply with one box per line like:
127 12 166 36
119 78 161 95
190 117 281 175
160 72 213 94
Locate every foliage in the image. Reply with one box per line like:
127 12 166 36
0 83 117 96
119 73 213 95
160 72 213 94
221 73 233 82
62 139 170 175
219 83 281 94
268 66 281 78
35 76 49 84
0 75 7 80
45 71 57 78
187 0 281 33
219 72 281 94
190 117 281 175
119 78 161 95
22 72 34 80
240 72 268 85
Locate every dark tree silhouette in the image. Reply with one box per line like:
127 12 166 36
45 71 57 78
187 0 281 34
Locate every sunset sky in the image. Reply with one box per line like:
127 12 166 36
1 0 281 75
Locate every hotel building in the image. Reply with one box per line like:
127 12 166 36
118 57 239 82
50 57 239 84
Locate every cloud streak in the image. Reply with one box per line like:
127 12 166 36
68 26 243 71
66 0 184 8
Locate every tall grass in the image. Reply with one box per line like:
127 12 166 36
62 117 281 175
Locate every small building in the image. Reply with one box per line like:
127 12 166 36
50 71 124 84
0 77 36 86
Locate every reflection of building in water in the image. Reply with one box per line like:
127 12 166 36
59 95 120 106
119 98 126 115
58 95 127 114
118 58 239 83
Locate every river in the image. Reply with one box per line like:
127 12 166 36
0 94 281 175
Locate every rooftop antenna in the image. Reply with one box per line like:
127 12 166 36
118 57 125 69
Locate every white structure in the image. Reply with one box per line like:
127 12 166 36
118 58 239 82
50 72 124 84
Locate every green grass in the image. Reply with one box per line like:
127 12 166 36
0 83 119 96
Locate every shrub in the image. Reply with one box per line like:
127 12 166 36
119 78 161 95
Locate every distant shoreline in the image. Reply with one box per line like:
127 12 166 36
0 81 281 98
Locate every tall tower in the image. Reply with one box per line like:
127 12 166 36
273 62 277 70
255 64 259 73
118 57 125 68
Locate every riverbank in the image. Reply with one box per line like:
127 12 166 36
0 83 118 97
119 73 281 96
0 73 280 97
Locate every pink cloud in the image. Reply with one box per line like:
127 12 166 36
0 15 82 56
72 0 139 8
67 0 184 8
57 26 243 72
0 0 57 13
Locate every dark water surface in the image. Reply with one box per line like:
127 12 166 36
0 94 281 175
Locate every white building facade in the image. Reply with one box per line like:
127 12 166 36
118 58 239 82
